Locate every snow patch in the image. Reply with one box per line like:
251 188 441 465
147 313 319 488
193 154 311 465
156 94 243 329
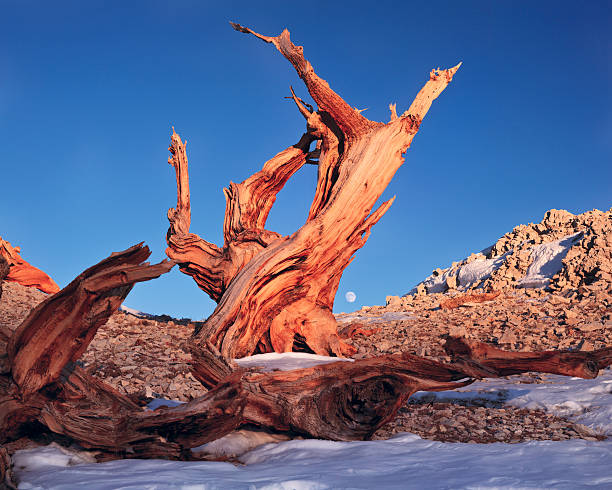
192 429 293 459
234 352 353 372
518 232 582 288
13 436 612 489
119 305 153 318
12 443 95 474
413 368 612 435
146 398 185 410
407 231 583 294
407 250 509 295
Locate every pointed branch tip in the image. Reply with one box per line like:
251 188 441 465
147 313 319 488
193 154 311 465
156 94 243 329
229 22 276 45
288 86 313 119
389 103 398 122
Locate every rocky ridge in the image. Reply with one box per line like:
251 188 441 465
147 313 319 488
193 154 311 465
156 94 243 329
402 208 611 297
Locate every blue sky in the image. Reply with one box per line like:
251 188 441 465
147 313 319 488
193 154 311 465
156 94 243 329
2 1 610 319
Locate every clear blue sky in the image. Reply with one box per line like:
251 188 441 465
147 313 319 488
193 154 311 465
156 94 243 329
2 1 610 319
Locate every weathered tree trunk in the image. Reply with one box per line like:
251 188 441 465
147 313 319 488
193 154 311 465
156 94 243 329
165 24 462 358
0 445 16 490
439 291 502 310
0 243 173 443
2 23 611 467
1 244 610 459
2 261 610 461
0 238 59 295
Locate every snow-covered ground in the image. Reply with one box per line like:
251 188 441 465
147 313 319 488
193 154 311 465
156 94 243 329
518 233 583 288
13 437 612 490
11 353 612 489
118 305 154 319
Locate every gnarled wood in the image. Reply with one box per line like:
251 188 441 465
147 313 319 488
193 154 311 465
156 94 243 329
1 250 610 460
0 445 16 490
6 321 611 461
0 238 59 295
166 24 461 358
8 243 173 396
444 336 612 378
25 348 482 457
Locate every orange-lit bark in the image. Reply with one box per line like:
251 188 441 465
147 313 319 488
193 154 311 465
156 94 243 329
166 24 461 358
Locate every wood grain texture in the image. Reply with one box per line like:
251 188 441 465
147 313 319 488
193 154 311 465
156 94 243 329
8 243 173 396
440 292 502 309
444 336 612 378
166 25 461 358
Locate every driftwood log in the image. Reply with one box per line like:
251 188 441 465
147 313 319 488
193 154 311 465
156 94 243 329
1 244 611 462
165 24 462 359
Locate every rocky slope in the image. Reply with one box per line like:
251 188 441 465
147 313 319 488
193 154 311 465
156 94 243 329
1 207 610 448
402 208 611 296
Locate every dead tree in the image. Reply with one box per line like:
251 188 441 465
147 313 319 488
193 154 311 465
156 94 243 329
165 24 462 359
1 242 610 460
2 24 611 464
1 243 611 461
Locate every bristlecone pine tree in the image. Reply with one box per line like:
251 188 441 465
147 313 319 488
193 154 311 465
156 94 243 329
166 23 462 359
1 25 610 469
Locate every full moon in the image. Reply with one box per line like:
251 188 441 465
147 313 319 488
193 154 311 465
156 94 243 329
345 291 357 303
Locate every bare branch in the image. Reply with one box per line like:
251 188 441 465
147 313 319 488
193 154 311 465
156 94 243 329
230 22 380 138
165 130 237 300
444 336 607 379
389 102 398 122
287 86 313 119
8 243 173 396
401 63 462 120
222 135 313 245
167 128 191 236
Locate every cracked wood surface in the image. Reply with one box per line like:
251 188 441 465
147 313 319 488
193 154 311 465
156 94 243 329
166 24 461 358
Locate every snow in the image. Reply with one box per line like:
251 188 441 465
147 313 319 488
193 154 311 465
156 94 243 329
146 398 185 410
234 352 354 372
13 437 612 489
409 250 509 295
192 430 293 459
119 305 153 319
13 368 612 489
518 232 582 288
407 232 583 294
412 368 612 435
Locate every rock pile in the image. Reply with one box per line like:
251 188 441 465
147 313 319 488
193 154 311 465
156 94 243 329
404 208 611 297
373 402 603 444
0 281 207 403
